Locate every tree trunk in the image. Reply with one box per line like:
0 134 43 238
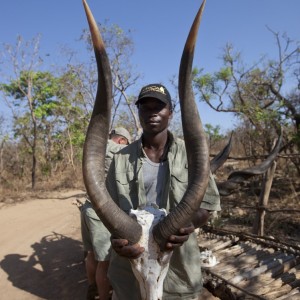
252 161 277 236
31 122 37 189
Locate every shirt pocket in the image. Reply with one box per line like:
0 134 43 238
170 165 188 207
115 171 138 211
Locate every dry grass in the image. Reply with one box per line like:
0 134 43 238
0 167 85 204
1 162 299 245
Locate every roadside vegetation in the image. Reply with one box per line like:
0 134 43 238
0 23 299 243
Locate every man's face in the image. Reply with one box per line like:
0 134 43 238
110 135 129 145
138 97 172 134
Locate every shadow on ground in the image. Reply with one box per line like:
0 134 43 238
1 232 87 300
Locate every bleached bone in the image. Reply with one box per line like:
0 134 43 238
129 205 172 300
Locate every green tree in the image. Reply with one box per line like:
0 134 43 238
53 68 89 170
0 20 143 189
204 123 223 150
1 70 61 188
193 31 300 173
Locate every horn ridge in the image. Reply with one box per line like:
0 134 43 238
82 0 142 244
153 0 210 250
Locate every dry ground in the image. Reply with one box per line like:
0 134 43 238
217 175 300 244
0 189 87 300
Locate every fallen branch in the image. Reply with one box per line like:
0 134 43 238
239 206 300 214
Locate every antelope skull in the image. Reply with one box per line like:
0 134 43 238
82 0 209 299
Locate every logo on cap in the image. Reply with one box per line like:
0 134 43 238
141 85 166 95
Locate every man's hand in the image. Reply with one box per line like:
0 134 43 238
165 224 195 250
111 238 145 259
163 209 210 251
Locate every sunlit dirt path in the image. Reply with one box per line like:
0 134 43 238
0 190 87 300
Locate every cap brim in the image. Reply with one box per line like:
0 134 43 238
135 95 168 105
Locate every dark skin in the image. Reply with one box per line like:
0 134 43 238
111 97 210 258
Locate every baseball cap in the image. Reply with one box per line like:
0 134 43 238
110 127 131 143
135 83 172 107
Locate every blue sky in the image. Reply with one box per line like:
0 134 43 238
1 0 299 132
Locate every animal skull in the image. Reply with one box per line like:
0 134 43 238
129 205 172 300
81 0 209 298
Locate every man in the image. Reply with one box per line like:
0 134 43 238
81 127 131 300
104 84 221 300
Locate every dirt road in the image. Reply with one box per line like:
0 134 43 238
0 190 87 300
